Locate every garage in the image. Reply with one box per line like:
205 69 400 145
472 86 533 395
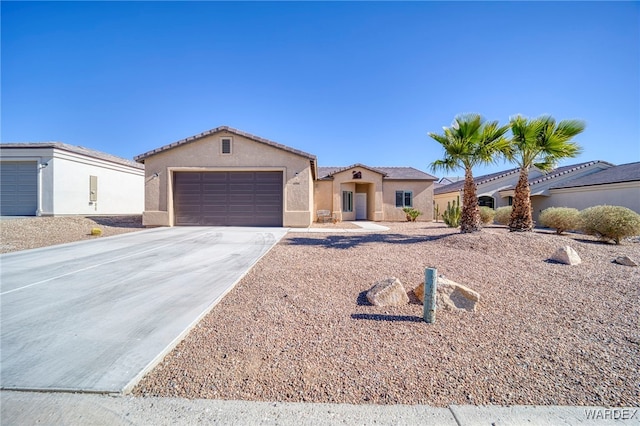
174 171 283 226
0 161 37 216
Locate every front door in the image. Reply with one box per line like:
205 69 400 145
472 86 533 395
355 193 367 220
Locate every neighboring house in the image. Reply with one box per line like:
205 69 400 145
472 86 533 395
134 126 437 227
540 161 640 214
434 160 616 221
0 143 144 216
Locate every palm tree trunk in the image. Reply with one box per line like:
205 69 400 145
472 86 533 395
509 168 533 231
460 166 481 233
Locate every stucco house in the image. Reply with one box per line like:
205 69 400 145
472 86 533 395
134 126 437 227
0 143 144 216
541 161 640 214
433 160 638 222
315 165 436 222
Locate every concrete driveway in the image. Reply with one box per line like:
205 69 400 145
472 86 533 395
0 226 287 393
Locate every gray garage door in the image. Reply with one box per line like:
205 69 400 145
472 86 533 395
174 171 283 226
0 162 37 216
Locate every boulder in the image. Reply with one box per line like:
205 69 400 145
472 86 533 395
550 246 582 265
366 277 409 307
614 255 638 267
413 276 480 312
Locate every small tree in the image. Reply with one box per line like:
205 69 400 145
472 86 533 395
579 205 640 244
506 115 585 232
538 207 580 234
430 114 510 233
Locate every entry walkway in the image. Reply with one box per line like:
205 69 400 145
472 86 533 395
291 221 390 233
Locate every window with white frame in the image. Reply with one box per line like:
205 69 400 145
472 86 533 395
395 190 413 208
342 191 353 212
221 137 232 155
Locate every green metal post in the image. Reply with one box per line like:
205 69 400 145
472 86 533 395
423 267 437 323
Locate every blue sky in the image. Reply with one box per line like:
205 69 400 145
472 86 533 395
2 1 638 178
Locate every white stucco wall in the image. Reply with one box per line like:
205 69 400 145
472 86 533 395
50 150 144 215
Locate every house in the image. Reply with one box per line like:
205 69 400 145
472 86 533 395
541 161 640 214
0 142 144 216
434 160 621 222
315 165 436 222
134 126 437 227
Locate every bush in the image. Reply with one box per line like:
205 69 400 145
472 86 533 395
579 205 640 244
538 207 580 234
90 227 103 236
494 206 512 225
402 207 422 222
479 207 495 225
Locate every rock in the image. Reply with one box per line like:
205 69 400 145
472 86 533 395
550 246 581 265
614 255 638 267
366 277 409 307
413 276 480 312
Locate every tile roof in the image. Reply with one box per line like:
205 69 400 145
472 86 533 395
434 161 615 195
0 142 144 169
550 161 640 189
434 167 520 194
134 125 317 163
374 167 437 180
318 165 436 180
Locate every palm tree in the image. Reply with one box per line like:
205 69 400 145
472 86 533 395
507 115 585 232
429 114 510 233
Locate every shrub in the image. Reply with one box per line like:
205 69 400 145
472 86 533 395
538 207 580 234
90 227 103 236
442 197 461 228
579 205 640 244
494 206 512 225
402 207 422 222
479 207 495 225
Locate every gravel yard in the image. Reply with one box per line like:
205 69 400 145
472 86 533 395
0 216 144 253
134 222 640 407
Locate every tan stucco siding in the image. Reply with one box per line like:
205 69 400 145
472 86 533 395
383 181 434 222
141 131 313 227
314 180 333 217
434 191 460 221
531 182 640 221
328 168 384 222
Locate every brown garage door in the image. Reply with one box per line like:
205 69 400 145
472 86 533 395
174 171 283 226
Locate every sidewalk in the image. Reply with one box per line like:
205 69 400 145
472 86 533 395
2 391 638 425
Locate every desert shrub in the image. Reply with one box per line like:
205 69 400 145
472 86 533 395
402 207 422 222
442 197 461 228
494 206 512 225
479 207 495 225
538 207 580 234
90 227 103 236
579 205 640 244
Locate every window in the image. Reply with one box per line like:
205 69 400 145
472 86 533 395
508 196 513 206
395 190 413 208
342 191 353 212
221 137 232 154
479 196 495 209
